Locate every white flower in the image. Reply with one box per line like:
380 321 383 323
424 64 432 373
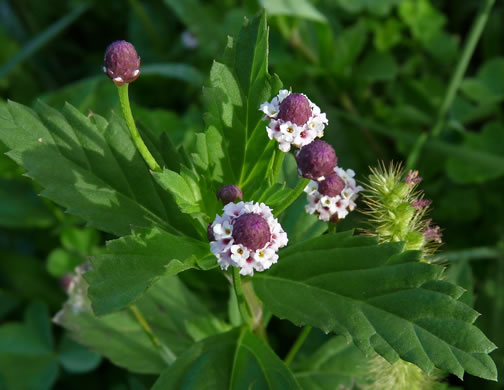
230 244 250 263
209 201 288 276
259 90 328 152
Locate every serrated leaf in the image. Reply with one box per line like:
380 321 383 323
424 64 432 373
85 226 211 315
152 328 301 389
293 336 369 390
0 100 197 238
203 11 282 195
254 232 497 381
55 271 224 374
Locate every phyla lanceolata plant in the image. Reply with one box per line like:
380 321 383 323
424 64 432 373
0 11 496 390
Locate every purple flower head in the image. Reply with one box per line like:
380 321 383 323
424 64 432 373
318 174 345 197
232 213 271 251
104 40 141 86
217 185 243 205
405 170 422 186
296 140 338 180
277 93 312 126
412 199 432 210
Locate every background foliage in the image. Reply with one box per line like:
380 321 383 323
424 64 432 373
0 0 503 389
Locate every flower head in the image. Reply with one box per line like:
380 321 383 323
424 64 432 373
362 162 442 256
296 140 337 180
304 166 363 222
103 40 141 86
318 174 345 197
217 185 243 205
209 201 288 276
259 90 328 152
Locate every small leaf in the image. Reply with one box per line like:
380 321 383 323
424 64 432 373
152 328 301 389
85 226 210 315
254 232 497 380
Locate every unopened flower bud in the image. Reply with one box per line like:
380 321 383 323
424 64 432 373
318 174 345 197
277 93 312 126
232 213 271 251
104 40 141 86
217 185 243 205
296 140 337 180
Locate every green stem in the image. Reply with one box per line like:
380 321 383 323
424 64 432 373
284 326 312 366
406 0 495 171
328 223 337 234
274 178 310 217
233 268 253 328
270 150 285 185
117 84 161 172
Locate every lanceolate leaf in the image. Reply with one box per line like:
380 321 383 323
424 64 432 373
203 11 282 194
56 271 226 374
152 328 301 390
85 227 211 315
254 232 497 381
0 100 197 238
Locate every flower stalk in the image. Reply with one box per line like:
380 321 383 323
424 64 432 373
117 84 161 172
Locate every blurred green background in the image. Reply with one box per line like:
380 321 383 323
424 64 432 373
0 0 503 388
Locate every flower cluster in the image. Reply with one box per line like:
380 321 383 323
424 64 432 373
209 201 288 276
259 90 328 152
362 163 442 255
305 167 363 222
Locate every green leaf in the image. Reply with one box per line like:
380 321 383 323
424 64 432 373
46 248 83 278
0 100 196 238
0 303 59 390
85 226 210 315
446 122 504 183
254 232 497 380
203 11 282 195
293 336 369 390
55 270 224 374
151 328 301 389
259 0 327 23
461 57 504 104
